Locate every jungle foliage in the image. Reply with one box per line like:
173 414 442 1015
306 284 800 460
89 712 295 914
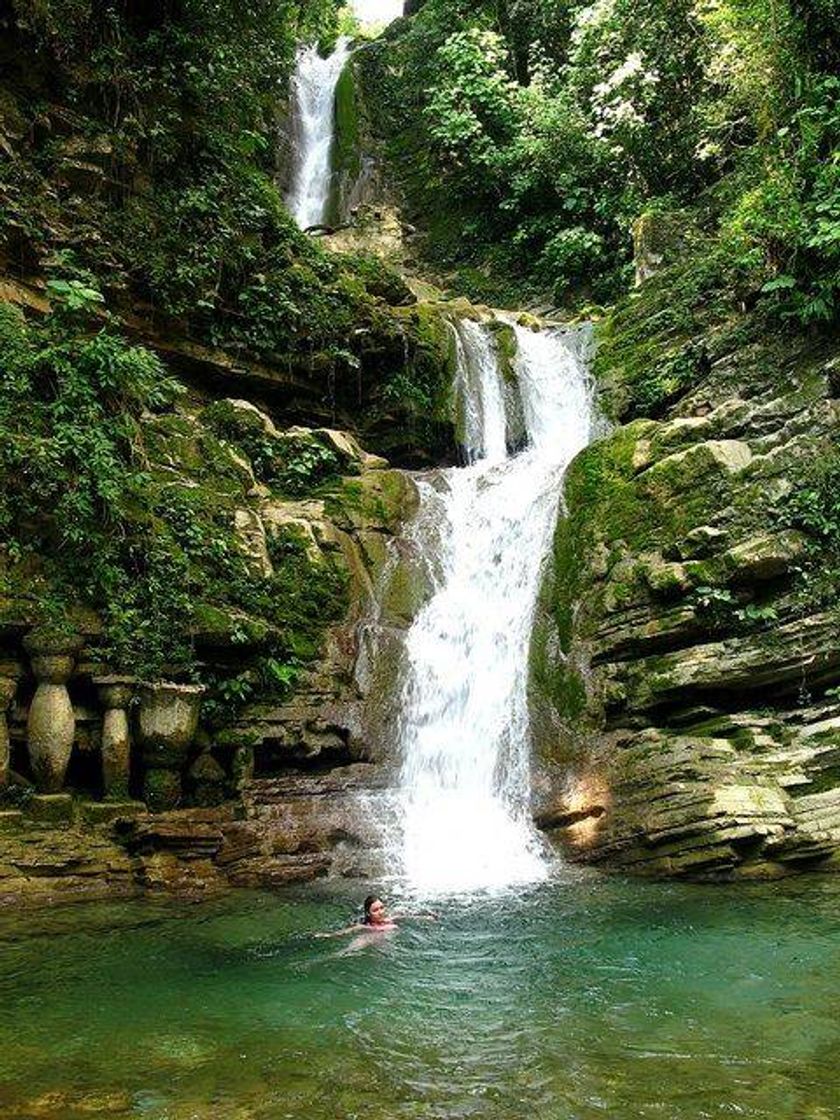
0 0 403 364
362 0 840 321
0 0 364 689
0 299 347 693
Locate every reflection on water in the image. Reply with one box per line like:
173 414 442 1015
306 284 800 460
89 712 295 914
1 872 839 1119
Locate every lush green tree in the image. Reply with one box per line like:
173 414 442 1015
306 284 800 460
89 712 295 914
425 28 521 194
359 0 840 320
0 0 397 360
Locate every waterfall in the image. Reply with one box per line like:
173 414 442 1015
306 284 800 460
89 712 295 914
392 318 595 895
286 38 351 230
452 319 508 464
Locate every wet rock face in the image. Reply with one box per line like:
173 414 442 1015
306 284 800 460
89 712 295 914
0 764 389 906
531 307 840 880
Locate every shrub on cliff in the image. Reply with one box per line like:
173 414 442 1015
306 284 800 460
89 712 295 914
0 0 410 369
0 298 191 674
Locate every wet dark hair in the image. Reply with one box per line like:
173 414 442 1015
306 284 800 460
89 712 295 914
363 894 380 924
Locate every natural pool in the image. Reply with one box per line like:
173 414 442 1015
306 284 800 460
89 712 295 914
1 871 839 1120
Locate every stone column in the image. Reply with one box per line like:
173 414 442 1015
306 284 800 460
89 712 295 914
94 676 135 799
135 682 204 811
23 632 83 793
0 676 19 788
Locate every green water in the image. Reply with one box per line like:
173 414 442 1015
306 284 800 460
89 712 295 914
2 871 839 1120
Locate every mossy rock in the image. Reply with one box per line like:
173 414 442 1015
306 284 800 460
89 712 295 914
487 319 518 384
192 603 271 651
27 793 74 825
144 769 182 813
390 301 459 420
326 470 418 534
143 414 206 473
338 250 415 306
186 751 229 807
327 56 362 226
379 554 430 628
528 600 590 764
632 210 693 283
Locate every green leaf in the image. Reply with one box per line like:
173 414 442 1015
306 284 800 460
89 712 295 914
760 275 797 293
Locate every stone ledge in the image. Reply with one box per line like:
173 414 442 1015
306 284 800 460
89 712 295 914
26 794 74 825
79 800 147 827
620 611 840 712
0 810 24 834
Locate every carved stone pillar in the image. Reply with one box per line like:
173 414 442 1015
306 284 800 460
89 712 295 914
23 633 83 793
0 676 19 788
135 682 204 811
94 676 135 799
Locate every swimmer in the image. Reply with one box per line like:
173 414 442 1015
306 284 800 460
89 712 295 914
315 894 436 939
361 894 398 931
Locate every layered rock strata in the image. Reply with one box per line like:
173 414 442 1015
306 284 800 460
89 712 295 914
532 294 840 878
0 766 392 906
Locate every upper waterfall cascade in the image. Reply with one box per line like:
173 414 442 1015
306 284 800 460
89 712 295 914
286 38 351 230
392 318 596 895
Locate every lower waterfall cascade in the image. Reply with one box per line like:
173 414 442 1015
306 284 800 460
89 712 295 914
390 317 597 895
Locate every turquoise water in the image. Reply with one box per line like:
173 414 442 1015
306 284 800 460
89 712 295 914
1 871 839 1120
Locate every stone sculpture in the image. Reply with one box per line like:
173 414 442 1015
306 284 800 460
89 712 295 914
23 632 83 793
0 674 19 787
135 682 204 810
94 676 136 799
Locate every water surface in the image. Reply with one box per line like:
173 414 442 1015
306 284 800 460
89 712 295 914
2 872 839 1119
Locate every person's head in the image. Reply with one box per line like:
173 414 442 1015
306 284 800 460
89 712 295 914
363 894 386 925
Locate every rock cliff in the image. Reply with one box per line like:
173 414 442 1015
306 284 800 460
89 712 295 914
0 389 423 904
532 244 840 879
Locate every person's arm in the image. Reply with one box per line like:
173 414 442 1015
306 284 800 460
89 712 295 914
391 910 438 922
314 923 366 939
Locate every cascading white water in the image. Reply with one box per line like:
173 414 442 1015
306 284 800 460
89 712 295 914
393 318 595 895
452 318 508 464
286 38 351 230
